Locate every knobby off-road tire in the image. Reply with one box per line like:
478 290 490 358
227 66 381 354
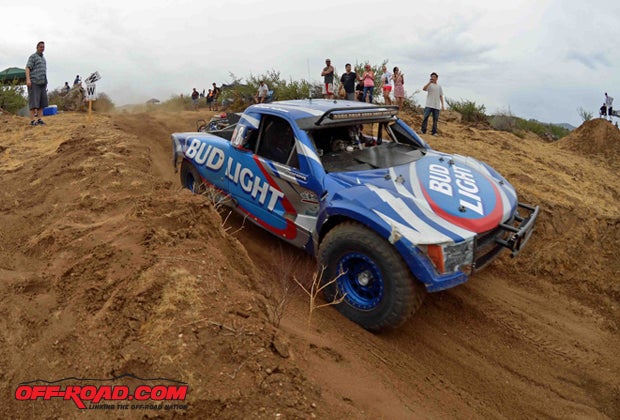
180 160 207 194
318 221 427 332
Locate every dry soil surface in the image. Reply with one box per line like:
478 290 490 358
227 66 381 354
0 109 618 419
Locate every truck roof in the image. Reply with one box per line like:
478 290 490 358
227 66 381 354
248 99 399 129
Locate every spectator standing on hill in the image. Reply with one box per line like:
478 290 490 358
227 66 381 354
359 64 375 103
421 72 444 136
605 92 614 121
212 82 221 110
340 63 357 101
381 65 392 105
321 58 335 99
25 41 48 126
206 89 214 110
73 75 81 86
392 67 405 110
191 88 199 110
62 81 70 94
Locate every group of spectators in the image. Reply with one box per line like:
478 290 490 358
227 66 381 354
328 61 405 108
322 58 445 136
600 93 614 121
191 83 221 111
60 75 82 95
22 40 441 135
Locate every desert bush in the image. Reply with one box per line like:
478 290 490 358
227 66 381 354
279 79 317 100
489 108 518 132
47 85 114 113
402 90 422 113
577 106 593 122
49 85 87 112
490 108 569 140
293 267 346 329
516 118 569 140
246 69 317 101
160 94 190 111
263 245 315 328
446 98 487 122
91 92 115 112
48 88 67 109
0 81 27 114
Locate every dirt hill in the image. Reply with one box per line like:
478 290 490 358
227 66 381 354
557 117 620 162
0 109 618 419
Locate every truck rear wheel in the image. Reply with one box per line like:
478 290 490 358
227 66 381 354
180 160 206 194
318 221 426 332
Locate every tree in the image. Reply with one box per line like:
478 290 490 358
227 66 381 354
577 106 593 122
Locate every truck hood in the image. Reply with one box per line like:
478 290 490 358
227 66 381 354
327 151 518 244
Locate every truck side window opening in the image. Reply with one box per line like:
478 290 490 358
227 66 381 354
257 116 298 167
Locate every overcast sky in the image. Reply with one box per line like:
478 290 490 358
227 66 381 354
2 0 619 126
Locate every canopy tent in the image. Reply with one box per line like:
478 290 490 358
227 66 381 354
0 67 27 84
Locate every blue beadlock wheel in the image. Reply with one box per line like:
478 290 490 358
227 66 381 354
337 252 384 310
318 221 426 332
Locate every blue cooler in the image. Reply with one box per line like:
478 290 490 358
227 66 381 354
43 105 58 116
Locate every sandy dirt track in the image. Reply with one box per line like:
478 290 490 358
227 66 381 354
0 108 618 419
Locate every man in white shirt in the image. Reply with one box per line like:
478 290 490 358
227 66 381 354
255 81 269 103
605 92 614 121
421 72 444 136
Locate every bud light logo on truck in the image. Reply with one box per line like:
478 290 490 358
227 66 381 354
417 159 504 232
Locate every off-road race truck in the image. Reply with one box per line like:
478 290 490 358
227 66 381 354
171 99 539 331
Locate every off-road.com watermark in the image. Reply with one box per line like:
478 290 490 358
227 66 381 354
15 384 188 409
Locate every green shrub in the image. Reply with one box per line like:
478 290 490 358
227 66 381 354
246 70 315 100
0 81 27 114
516 118 569 140
48 87 84 111
490 108 570 140
446 98 486 122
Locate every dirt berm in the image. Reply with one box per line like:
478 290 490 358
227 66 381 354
0 110 618 419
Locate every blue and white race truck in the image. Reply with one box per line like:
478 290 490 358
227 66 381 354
172 99 539 331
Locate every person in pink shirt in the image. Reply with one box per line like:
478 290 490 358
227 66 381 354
392 66 405 110
359 64 375 103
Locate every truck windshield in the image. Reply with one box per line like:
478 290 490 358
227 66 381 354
307 121 425 172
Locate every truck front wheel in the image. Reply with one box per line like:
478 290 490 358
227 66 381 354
318 222 426 332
